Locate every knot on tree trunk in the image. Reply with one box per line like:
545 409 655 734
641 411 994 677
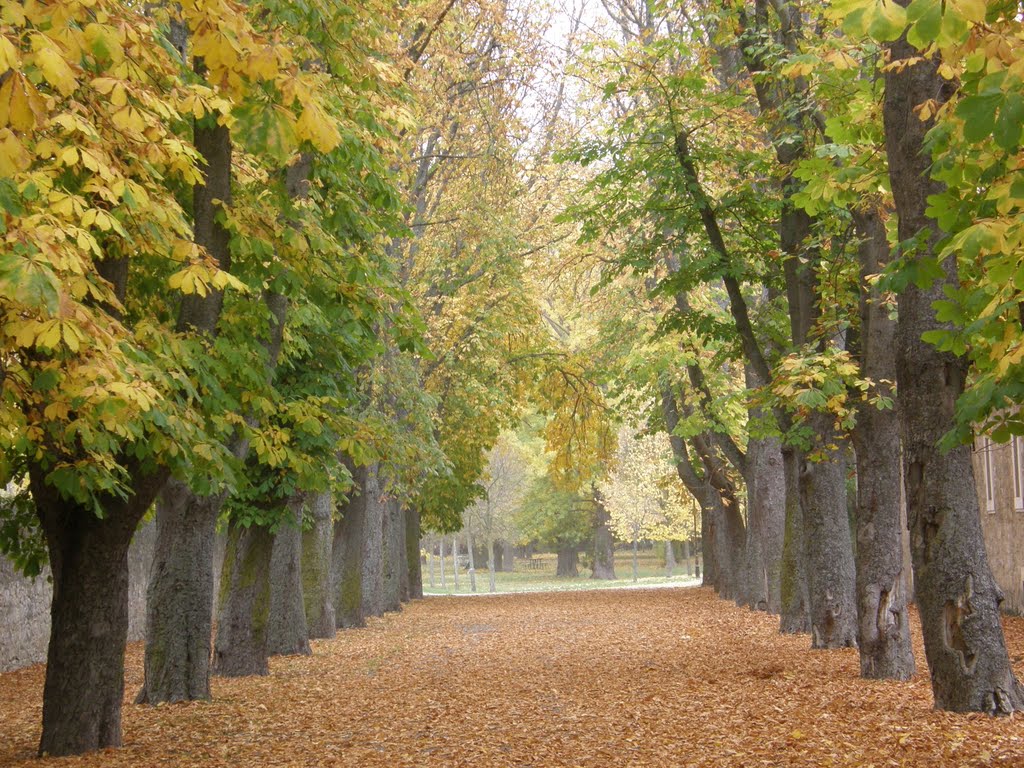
943 575 977 675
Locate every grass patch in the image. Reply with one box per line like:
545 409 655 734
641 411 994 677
422 549 700 595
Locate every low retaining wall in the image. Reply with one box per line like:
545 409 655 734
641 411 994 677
0 521 155 672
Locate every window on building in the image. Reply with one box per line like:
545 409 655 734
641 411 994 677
1013 436 1024 512
982 436 997 513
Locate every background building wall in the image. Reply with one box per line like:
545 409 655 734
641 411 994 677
974 437 1024 615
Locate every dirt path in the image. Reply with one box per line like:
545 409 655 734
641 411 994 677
3 587 1024 766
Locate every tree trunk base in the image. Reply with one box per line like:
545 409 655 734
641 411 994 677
213 523 273 677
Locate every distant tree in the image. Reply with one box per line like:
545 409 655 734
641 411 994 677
599 426 695 582
515 476 591 577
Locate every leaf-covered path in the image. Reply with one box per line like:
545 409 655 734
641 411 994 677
3 587 1024 767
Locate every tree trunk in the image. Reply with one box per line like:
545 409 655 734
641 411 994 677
745 435 785 613
683 539 692 577
591 493 617 580
405 507 423 599
360 464 385 618
212 521 273 677
799 420 858 648
428 535 436 589
502 540 515 572
381 498 403 612
665 539 676 577
467 525 478 593
137 481 221 704
556 546 579 577
451 533 460 590
884 30 1024 712
138 111 235 707
701 498 717 589
734 516 760 609
711 493 745 600
301 491 336 639
780 446 811 633
852 207 915 680
331 464 367 629
439 536 447 590
631 538 639 582
32 479 159 757
487 537 497 593
268 497 311 657
493 541 504 571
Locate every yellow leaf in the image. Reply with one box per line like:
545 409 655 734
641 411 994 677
60 321 83 352
111 104 145 133
0 128 30 175
296 101 340 153
825 50 859 70
209 269 248 293
34 42 79 97
83 23 124 63
59 145 79 167
248 47 279 82
0 36 20 70
0 71 47 131
35 319 62 349
950 0 986 23
1 2 26 26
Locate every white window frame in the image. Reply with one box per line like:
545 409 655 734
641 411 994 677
982 436 996 513
1012 436 1024 512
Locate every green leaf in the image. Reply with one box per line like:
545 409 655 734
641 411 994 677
906 0 942 48
957 91 1002 143
994 93 1024 150
868 0 909 42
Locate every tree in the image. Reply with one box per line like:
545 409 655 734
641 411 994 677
868 0 1024 712
599 426 694 582
516 475 592 577
2 1 239 752
463 435 531 591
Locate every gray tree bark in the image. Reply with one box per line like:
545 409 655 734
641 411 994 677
744 432 786 613
404 507 422 599
439 536 447 590
487 537 497 593
427 535 436 589
502 540 515 572
466 523 478 593
851 207 915 680
331 463 367 629
137 484 220 704
268 496 311 656
665 539 676 577
779 447 811 634
381 497 403 612
212 522 273 677
556 547 579 577
591 491 617 580
360 465 385 617
799 422 858 648
451 534 460 590
301 491 335 638
31 467 164 756
884 27 1024 712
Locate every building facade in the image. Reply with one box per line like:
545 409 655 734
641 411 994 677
974 435 1024 614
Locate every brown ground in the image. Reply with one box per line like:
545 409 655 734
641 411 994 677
3 586 1024 767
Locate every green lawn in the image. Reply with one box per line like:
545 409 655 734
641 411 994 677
421 549 700 595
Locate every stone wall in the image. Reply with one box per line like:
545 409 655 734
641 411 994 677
0 521 155 672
